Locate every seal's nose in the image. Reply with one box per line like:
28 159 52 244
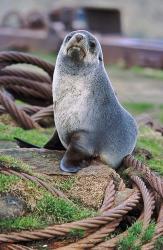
75 34 83 43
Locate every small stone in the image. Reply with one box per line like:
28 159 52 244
0 194 26 219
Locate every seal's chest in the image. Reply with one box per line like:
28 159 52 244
54 76 90 111
53 75 92 137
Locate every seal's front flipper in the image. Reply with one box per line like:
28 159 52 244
60 133 92 173
43 130 65 150
14 137 40 148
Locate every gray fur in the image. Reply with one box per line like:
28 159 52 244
53 30 138 169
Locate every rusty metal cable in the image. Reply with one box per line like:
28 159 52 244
0 190 140 243
31 105 53 122
131 176 155 229
99 180 116 213
1 244 33 250
0 76 52 99
0 52 54 78
0 68 51 84
93 176 155 249
0 52 54 128
0 167 69 201
7 85 49 100
0 104 42 115
124 155 163 198
0 90 39 129
57 220 121 250
57 181 117 249
141 203 163 250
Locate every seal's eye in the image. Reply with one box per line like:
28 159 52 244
66 35 72 42
89 41 96 49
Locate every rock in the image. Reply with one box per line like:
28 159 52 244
0 148 128 209
0 141 18 149
0 194 26 219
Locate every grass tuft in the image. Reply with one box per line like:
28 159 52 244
68 228 85 238
36 194 96 224
0 173 19 192
154 236 163 250
118 233 140 250
0 154 33 174
123 102 154 114
136 126 163 175
0 123 50 146
54 177 75 191
0 215 46 232
141 222 156 244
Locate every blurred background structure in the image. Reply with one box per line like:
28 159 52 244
1 0 163 38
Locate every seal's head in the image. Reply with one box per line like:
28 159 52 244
59 30 103 64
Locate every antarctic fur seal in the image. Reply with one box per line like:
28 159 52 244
16 30 138 173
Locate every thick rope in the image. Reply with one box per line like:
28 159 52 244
0 90 39 129
0 76 52 99
0 68 51 84
124 155 163 198
141 203 163 250
99 180 116 213
93 176 155 249
0 52 54 79
0 166 69 201
0 190 140 243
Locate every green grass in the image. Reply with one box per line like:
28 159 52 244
118 233 140 250
0 173 19 192
36 194 96 224
0 154 33 174
136 126 163 175
123 102 154 114
122 102 163 125
154 236 163 250
54 177 75 192
0 123 50 146
68 228 85 238
118 221 156 250
0 215 46 232
30 51 56 64
131 66 163 80
141 222 155 244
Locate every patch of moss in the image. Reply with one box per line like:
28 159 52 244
0 215 46 232
0 123 50 146
0 173 19 192
36 193 96 224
